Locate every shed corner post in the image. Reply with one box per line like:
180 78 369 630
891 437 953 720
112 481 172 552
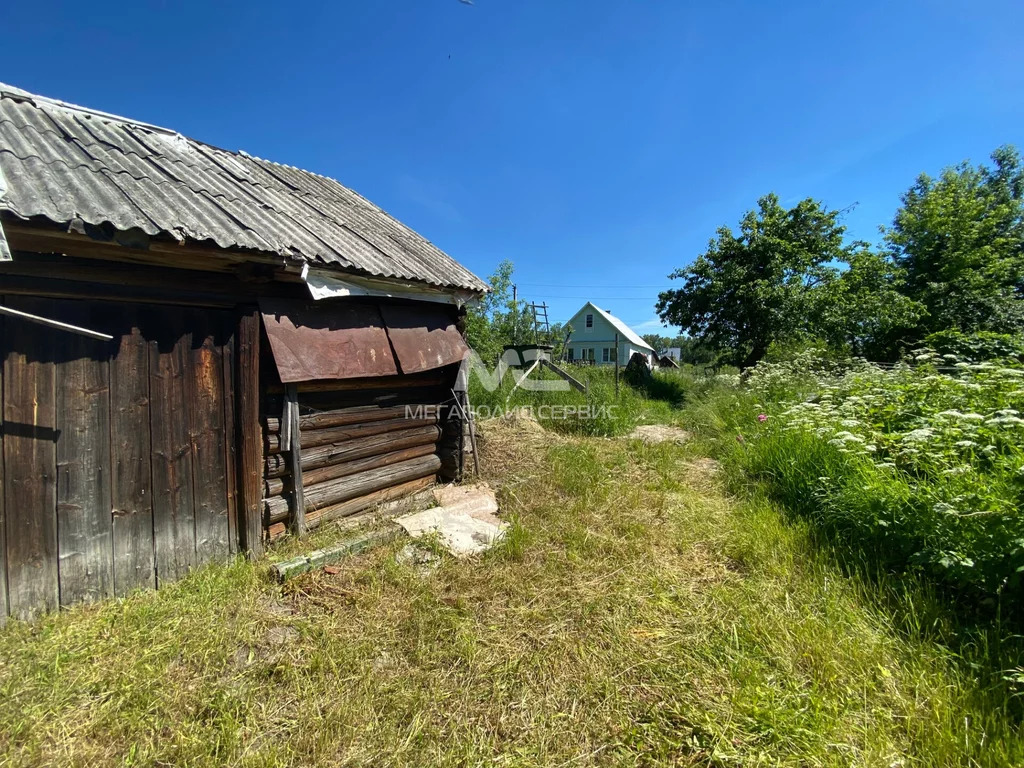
237 309 265 558
284 383 306 537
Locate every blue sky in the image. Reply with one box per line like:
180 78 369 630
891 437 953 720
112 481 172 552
2 1 1023 334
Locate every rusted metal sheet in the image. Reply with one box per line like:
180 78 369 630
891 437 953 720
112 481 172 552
379 303 468 375
260 299 398 383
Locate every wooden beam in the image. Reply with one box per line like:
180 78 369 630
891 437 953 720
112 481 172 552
266 475 436 542
264 414 440 454
540 359 587 393
285 384 306 537
265 424 441 478
2 223 288 274
237 310 264 558
265 442 437 496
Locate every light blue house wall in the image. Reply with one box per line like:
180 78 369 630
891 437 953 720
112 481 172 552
563 302 655 366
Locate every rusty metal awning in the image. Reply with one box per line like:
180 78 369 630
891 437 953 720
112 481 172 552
260 299 398 383
260 299 468 383
379 303 468 375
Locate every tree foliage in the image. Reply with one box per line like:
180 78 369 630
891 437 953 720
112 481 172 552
884 145 1024 336
656 194 849 368
656 146 1023 367
813 247 923 359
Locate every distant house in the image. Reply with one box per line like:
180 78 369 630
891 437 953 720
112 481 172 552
563 302 655 366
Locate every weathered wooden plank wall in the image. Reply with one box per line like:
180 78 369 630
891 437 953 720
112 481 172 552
1 297 240 620
3 297 59 619
109 305 155 596
149 318 197 584
55 302 113 606
190 312 230 562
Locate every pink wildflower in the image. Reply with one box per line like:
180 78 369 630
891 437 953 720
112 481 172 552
757 413 768 422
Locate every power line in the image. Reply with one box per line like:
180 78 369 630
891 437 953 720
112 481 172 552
519 295 663 300
515 282 674 289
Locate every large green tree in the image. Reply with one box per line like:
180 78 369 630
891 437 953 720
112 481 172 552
813 247 923 360
885 145 1024 336
656 194 848 368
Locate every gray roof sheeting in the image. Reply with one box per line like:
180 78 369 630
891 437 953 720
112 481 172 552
0 84 488 293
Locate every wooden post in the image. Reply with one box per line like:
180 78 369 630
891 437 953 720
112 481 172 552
614 333 620 397
285 384 306 537
237 310 264 558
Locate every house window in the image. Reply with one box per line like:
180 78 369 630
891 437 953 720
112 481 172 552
585 313 593 329
567 347 574 361
587 348 595 361
602 347 610 363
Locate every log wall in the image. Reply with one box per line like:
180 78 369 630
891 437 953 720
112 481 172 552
262 375 462 542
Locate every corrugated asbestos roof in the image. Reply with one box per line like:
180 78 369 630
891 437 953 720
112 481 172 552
0 83 488 293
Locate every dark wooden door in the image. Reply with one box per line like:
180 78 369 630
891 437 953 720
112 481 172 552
0 297 238 621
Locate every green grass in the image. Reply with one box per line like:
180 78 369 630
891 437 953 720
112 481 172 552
1 423 1021 765
467 362 703 437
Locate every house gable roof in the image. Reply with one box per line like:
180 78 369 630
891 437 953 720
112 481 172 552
568 302 655 351
0 83 488 294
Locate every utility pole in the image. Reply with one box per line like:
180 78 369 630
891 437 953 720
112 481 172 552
614 333 620 397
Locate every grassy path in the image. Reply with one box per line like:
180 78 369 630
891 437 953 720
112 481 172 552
0 420 1018 766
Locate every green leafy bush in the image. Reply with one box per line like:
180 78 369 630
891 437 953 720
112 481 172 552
710 349 1024 606
924 330 1024 363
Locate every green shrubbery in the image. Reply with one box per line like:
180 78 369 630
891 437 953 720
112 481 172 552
701 347 1024 607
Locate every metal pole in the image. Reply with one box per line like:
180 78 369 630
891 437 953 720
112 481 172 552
614 333 619 397
0 303 113 340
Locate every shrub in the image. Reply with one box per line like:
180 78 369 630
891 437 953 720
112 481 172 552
702 348 1024 607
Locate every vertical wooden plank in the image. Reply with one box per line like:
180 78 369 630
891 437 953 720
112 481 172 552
109 305 155 596
0 311 7 625
221 319 239 555
149 313 196 584
3 297 58 619
55 302 113 606
285 384 306 537
237 310 264 558
188 310 230 564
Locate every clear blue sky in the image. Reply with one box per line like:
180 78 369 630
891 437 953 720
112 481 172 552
3 1 1022 334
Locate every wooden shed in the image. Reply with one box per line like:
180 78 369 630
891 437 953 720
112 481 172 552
0 84 488 621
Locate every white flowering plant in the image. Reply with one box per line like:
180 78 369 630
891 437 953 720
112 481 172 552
726 348 1024 600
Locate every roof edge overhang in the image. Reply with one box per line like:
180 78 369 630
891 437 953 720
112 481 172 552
0 215 490 296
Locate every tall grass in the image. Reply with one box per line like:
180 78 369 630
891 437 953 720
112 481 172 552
685 349 1024 714
3 424 1022 765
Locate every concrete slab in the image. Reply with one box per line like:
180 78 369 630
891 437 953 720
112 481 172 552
398 484 506 557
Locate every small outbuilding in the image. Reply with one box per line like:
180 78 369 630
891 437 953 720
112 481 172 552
0 84 487 621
